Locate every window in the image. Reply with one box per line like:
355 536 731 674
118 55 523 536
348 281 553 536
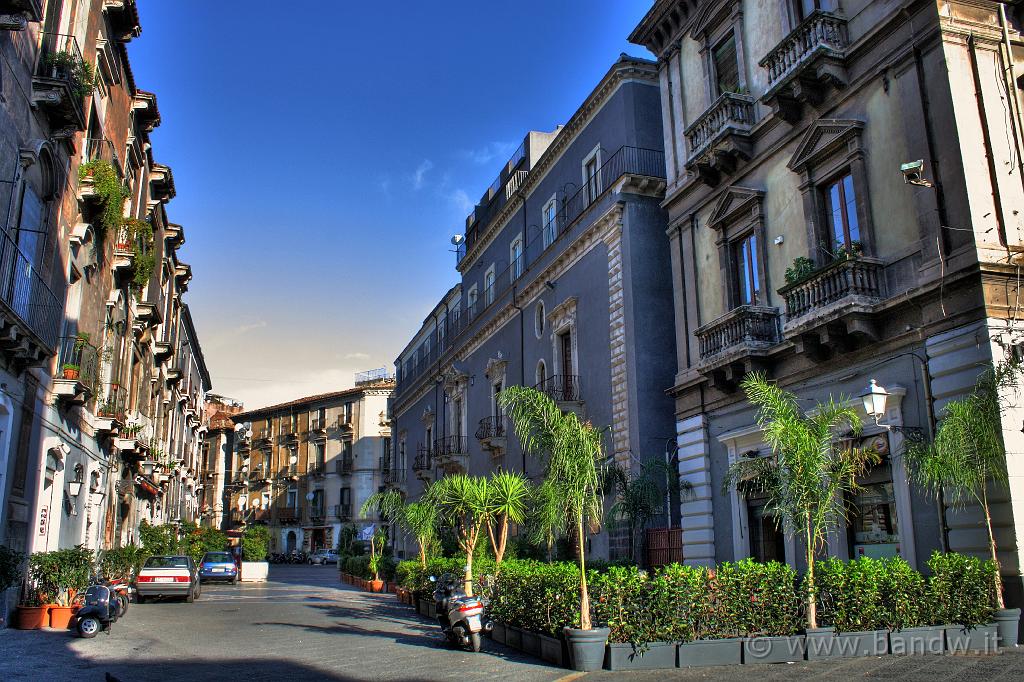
847 455 900 559
453 397 463 438
467 286 478 316
314 442 325 468
747 494 786 562
796 0 822 22
340 487 351 509
536 360 547 388
342 439 353 464
398 438 406 470
311 489 324 514
510 237 523 282
712 32 741 96
286 488 297 509
534 301 546 338
484 267 495 306
425 425 433 449
584 156 599 202
825 172 860 255
542 197 557 248
734 232 761 305
491 380 504 420
558 330 573 377
382 437 392 463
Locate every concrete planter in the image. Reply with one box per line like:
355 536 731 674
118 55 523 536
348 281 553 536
677 638 743 667
995 608 1021 647
944 624 998 655
564 627 610 672
417 597 431 617
889 626 945 655
604 642 676 671
240 561 268 582
521 629 542 657
506 624 523 650
539 633 567 667
743 635 806 664
806 628 888 659
491 622 507 645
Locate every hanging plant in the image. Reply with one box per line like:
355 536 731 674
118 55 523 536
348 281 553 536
123 218 156 297
78 160 129 240
43 51 97 100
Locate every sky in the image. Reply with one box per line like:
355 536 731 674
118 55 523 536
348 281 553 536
126 0 656 410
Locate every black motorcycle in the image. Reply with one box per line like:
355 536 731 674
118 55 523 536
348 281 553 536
75 578 118 638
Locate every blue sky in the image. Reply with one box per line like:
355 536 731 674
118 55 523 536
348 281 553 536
127 0 655 408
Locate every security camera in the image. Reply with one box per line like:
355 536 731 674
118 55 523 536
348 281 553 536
59 442 71 456
900 160 932 187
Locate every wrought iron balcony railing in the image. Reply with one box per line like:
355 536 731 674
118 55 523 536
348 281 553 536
475 416 506 441
276 506 299 523
335 458 353 474
33 32 89 129
55 335 98 387
413 445 432 471
331 503 351 520
0 228 61 354
434 435 467 457
534 374 581 402
94 383 128 423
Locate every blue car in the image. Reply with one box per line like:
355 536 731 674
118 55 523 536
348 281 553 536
199 551 239 584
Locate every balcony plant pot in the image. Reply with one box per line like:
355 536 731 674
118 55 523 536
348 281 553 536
889 625 945 655
521 629 542 657
48 605 75 630
995 608 1021 647
539 633 567 667
944 623 999 654
806 627 888 660
506 624 523 651
62 366 80 380
368 579 384 593
677 638 743 667
491 621 507 645
742 634 806 664
564 626 610 672
605 641 676 671
14 605 49 629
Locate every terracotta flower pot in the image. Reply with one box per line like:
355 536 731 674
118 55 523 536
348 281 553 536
48 606 75 630
63 368 80 380
14 606 49 629
369 579 384 593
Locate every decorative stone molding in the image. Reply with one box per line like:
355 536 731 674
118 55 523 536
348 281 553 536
484 354 508 382
603 212 629 466
0 13 28 31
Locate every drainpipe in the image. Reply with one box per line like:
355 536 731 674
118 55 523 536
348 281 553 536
911 39 951 255
998 3 1024 195
967 33 1009 248
511 281 525 475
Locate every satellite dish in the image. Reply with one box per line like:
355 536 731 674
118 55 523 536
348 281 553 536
252 498 262 509
451 234 464 246
237 496 247 509
305 492 315 501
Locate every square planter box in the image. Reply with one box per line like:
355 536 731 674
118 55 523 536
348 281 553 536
417 598 431 617
945 624 998 655
806 628 889 659
491 622 507 645
605 642 677 671
677 638 743 667
506 624 524 651
540 633 567 667
521 630 542 657
889 626 945 656
743 635 806 664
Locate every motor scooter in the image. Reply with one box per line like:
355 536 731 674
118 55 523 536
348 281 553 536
75 578 118 638
431 572 490 652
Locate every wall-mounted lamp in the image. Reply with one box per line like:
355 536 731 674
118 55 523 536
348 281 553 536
545 280 556 291
860 379 889 425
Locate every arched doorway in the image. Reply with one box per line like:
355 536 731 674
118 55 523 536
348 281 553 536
286 530 297 553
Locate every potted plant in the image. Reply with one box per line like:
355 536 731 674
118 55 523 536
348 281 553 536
500 386 609 672
904 359 1022 647
672 564 744 667
591 566 677 671
429 473 489 596
881 556 943 655
240 525 270 582
808 557 890 659
725 373 878 640
928 552 999 654
25 546 92 630
365 528 387 593
62 363 80 380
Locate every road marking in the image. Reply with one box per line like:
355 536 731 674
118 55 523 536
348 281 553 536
553 673 587 682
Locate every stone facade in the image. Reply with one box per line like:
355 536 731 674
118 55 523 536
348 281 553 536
629 0 1024 607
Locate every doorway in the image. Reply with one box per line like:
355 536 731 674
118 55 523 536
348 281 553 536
286 530 297 553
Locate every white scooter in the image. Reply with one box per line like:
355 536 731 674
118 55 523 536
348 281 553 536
431 572 490 652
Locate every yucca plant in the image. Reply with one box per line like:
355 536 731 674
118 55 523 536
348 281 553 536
724 372 879 630
499 385 606 630
904 359 1022 610
485 470 530 568
362 488 438 569
430 474 489 595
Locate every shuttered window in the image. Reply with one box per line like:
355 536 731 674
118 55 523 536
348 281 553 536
713 33 740 96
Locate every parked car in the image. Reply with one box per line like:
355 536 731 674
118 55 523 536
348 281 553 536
308 549 339 565
135 555 201 603
199 551 239 584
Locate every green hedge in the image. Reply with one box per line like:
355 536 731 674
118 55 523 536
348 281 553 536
927 551 997 628
341 554 398 581
489 560 581 635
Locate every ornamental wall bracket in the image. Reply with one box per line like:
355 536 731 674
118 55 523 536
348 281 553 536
442 364 470 397
420 406 435 426
0 13 28 31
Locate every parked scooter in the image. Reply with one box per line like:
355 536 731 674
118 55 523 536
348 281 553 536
107 577 131 617
75 577 118 638
431 572 490 652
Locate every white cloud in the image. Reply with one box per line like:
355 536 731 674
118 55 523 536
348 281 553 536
459 141 517 165
412 159 434 190
450 189 474 216
344 352 371 360
235 321 267 334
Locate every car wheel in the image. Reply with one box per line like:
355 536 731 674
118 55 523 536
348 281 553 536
185 586 194 603
77 616 101 638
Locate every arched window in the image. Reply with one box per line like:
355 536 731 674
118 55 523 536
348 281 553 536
535 360 548 389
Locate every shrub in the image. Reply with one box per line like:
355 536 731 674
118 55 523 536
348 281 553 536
723 559 801 637
241 525 270 562
878 556 926 630
0 545 24 593
99 545 144 582
815 556 886 632
489 560 581 635
26 546 93 606
926 551 997 627
590 566 653 645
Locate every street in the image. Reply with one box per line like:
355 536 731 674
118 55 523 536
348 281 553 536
2 565 1023 681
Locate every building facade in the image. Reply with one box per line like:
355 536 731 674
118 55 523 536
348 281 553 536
629 0 1024 605
390 56 677 560
201 393 244 530
0 0 211 583
227 371 394 554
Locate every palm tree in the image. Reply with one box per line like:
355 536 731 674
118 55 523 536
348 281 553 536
485 470 530 568
430 474 489 595
904 359 1022 610
725 372 878 630
524 478 564 561
362 488 438 569
605 460 691 563
499 385 606 631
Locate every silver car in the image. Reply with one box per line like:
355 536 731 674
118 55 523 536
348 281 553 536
135 555 201 603
308 549 339 565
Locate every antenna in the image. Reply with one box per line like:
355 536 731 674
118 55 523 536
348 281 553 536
451 234 464 246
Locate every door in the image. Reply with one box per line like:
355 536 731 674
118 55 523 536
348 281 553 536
286 530 296 553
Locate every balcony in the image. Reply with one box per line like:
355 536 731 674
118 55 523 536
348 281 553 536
413 445 433 472
336 413 354 430
475 417 506 451
384 466 407 486
253 430 272 448
114 414 154 456
434 435 467 459
0 1 42 30
277 507 299 524
308 505 326 524
93 383 127 433
279 465 299 480
53 335 98 404
331 504 352 521
759 11 849 123
32 33 89 131
150 163 176 204
335 458 353 475
694 306 783 390
307 462 325 477
309 417 326 433
102 0 141 42
0 229 61 368
778 256 885 359
684 93 756 187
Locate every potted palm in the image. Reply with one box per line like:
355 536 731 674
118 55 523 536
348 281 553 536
366 528 387 593
361 488 439 570
904 359 1022 647
725 373 878 661
500 386 609 672
430 474 488 596
605 461 690 564
484 470 530 569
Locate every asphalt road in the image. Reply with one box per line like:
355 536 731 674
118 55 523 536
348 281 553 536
1 564 1022 681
